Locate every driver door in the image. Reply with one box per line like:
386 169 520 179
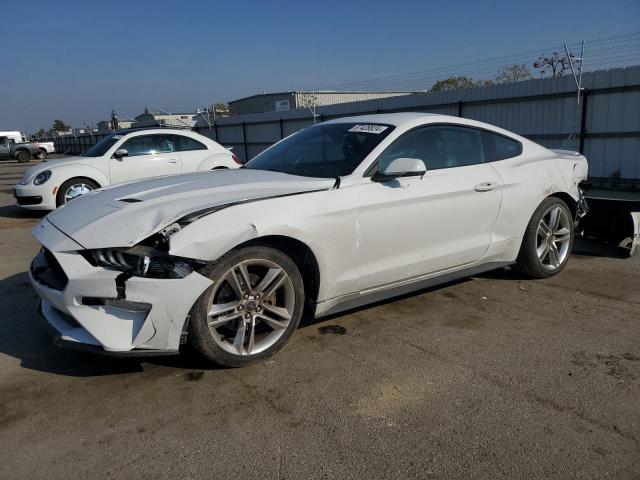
109 134 181 184
354 125 503 292
0 137 9 160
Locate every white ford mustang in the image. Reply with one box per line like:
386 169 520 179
14 128 240 210
29 113 588 366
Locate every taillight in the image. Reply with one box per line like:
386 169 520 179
232 153 243 165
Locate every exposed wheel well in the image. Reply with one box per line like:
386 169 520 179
237 235 320 308
549 192 577 219
39 147 47 152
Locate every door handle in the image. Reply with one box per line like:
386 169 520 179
168 159 179 163
474 182 498 192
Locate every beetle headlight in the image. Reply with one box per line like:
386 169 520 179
33 170 52 185
81 248 199 279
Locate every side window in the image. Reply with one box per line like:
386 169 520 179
176 135 207 152
154 135 175 153
0 137 7 146
121 135 175 157
376 125 485 172
481 131 522 161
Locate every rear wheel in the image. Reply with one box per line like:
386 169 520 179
56 178 99 206
515 197 574 278
189 246 305 367
15 150 31 162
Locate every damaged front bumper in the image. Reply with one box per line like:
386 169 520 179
29 218 213 355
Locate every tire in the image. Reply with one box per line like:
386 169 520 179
189 245 305 367
37 149 47 160
515 197 574 278
15 150 31 162
56 178 99 206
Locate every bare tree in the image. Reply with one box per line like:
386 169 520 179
496 64 533 83
110 109 119 130
533 52 574 78
297 91 320 123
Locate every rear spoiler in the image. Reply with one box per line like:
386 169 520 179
550 149 581 157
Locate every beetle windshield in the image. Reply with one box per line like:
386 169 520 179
83 134 120 157
244 123 394 178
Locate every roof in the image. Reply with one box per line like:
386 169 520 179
228 91 416 104
324 112 447 126
112 126 194 135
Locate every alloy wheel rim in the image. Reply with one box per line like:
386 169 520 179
536 205 571 270
64 183 93 202
206 259 295 356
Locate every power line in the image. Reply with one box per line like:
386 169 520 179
321 32 640 91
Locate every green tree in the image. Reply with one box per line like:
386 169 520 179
496 64 533 83
33 128 47 138
52 119 70 132
430 76 481 92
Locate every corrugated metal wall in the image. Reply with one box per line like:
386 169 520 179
194 66 640 185
55 66 640 185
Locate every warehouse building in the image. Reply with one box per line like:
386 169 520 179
133 111 197 128
228 91 414 115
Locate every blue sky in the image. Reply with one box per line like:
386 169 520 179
2 0 639 133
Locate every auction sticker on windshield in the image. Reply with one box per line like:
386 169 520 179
348 124 389 134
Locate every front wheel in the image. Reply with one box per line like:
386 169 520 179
515 197 574 278
37 149 47 160
189 246 305 367
56 178 99 206
15 150 31 162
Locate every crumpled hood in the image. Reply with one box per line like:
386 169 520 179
45 169 334 249
21 156 95 183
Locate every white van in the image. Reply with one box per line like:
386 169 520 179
0 131 27 143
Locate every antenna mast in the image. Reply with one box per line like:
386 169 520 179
564 41 585 105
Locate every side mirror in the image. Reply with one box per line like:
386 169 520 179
113 148 128 159
373 157 426 182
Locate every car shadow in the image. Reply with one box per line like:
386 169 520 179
1 268 471 377
0 204 47 220
0 271 224 377
3 236 626 377
299 276 472 328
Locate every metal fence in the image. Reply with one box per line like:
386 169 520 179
55 65 640 187
54 132 111 155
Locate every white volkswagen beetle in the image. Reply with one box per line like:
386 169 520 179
14 128 241 210
29 113 588 366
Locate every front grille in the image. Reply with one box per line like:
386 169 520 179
31 249 69 291
16 195 43 205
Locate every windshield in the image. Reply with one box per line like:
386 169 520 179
244 123 394 178
82 133 121 157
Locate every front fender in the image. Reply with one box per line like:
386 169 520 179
51 164 110 188
167 204 332 300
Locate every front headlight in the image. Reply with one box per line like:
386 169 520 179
33 170 52 185
81 247 199 279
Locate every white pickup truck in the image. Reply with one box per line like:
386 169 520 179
33 140 55 159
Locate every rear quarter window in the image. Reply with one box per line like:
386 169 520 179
177 136 207 152
481 131 522 161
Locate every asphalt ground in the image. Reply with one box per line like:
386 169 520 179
0 158 638 479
